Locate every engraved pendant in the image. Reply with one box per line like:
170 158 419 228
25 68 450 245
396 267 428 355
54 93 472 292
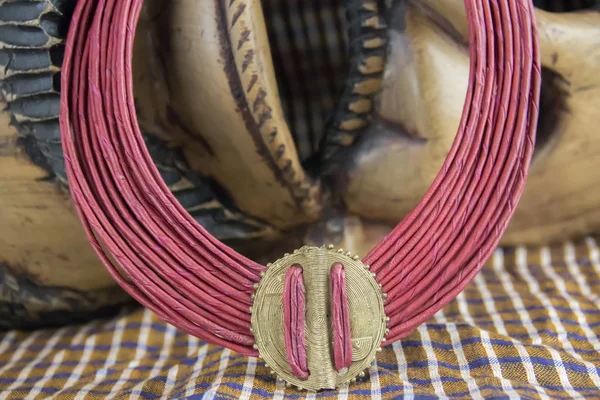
251 246 388 391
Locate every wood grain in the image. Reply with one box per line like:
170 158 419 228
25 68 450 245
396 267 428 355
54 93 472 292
0 112 115 291
135 0 323 230
340 1 600 246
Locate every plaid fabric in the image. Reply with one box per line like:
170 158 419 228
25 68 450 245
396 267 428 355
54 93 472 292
3 236 600 399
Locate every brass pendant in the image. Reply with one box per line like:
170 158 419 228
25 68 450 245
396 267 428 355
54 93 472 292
251 246 388 391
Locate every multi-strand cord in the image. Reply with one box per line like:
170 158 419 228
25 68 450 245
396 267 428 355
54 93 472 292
365 0 541 343
60 0 266 356
59 0 540 357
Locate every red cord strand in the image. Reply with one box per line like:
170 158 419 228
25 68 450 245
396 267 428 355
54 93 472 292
331 263 352 372
283 266 309 379
59 0 540 355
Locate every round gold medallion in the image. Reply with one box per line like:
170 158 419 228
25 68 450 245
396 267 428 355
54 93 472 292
251 246 387 391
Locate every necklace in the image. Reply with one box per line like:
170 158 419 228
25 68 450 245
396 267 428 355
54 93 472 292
59 0 541 391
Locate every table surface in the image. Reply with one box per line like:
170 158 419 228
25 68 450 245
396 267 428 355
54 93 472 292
2 237 600 399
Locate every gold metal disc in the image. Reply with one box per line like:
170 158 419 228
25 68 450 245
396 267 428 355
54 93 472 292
251 246 387 391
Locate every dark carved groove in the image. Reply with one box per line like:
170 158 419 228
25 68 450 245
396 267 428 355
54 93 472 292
0 261 132 331
533 0 599 12
318 0 388 167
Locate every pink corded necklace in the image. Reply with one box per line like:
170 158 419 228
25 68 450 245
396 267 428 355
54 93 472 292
59 0 541 391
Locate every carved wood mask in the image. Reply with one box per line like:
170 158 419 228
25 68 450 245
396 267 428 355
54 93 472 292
133 0 600 258
0 0 598 328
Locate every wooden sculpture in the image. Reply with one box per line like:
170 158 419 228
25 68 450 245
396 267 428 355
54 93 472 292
0 0 598 328
362 0 600 246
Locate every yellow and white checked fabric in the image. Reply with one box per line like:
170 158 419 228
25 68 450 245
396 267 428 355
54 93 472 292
3 236 600 399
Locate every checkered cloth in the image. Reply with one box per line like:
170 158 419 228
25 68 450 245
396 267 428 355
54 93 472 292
3 236 600 399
